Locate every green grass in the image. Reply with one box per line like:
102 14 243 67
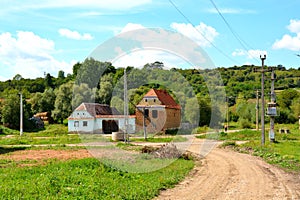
0 124 69 136
194 125 300 172
0 157 194 199
196 129 261 141
24 124 69 137
131 135 187 143
0 134 81 145
237 140 300 172
0 124 83 145
214 127 300 172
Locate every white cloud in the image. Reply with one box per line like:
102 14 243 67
0 31 73 80
287 19 300 33
232 49 246 57
120 23 146 34
272 19 300 51
170 22 219 47
58 28 93 40
232 49 267 59
207 8 256 14
112 50 192 69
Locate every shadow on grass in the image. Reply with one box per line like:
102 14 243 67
0 146 27 155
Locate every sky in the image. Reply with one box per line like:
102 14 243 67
0 0 300 81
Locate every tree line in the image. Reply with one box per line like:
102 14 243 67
0 58 300 130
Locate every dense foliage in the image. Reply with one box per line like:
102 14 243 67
1 60 300 130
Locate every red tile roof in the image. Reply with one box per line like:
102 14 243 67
144 89 181 109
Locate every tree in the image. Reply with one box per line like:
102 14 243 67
31 88 56 114
197 96 212 126
13 74 23 81
44 73 54 89
277 89 299 109
143 61 164 70
291 97 300 119
110 96 124 114
58 70 65 79
72 83 94 108
75 58 112 88
1 93 32 130
52 82 73 123
184 97 199 125
97 74 114 104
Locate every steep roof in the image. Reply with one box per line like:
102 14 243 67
75 103 120 117
144 89 181 109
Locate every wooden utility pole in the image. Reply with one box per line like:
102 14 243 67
226 97 229 132
143 108 147 140
269 68 276 142
256 90 259 131
260 55 266 146
123 68 129 143
20 93 23 136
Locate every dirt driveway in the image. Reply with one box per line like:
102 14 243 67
155 138 300 200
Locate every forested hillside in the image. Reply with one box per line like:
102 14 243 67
1 58 300 130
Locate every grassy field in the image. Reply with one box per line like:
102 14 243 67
0 156 194 199
0 125 196 199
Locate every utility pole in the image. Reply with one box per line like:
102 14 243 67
260 55 266 146
256 89 259 131
226 97 229 132
123 68 128 143
20 93 23 136
269 68 276 142
143 108 147 140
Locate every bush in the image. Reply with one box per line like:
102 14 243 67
239 118 252 129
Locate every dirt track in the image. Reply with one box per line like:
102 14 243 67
156 138 300 200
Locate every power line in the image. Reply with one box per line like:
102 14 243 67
168 0 242 65
209 0 261 64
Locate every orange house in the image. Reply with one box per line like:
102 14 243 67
135 89 181 133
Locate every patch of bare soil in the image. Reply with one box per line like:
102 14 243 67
155 138 300 200
0 149 92 166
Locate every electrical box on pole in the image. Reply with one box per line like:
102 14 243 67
267 68 276 143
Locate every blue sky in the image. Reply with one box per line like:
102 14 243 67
0 0 300 80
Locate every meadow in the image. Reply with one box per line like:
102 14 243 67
0 124 195 199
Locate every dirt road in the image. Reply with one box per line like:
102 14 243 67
156 138 300 200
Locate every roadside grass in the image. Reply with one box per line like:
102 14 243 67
0 157 194 199
196 129 261 141
218 126 300 172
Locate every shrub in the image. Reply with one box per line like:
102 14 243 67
239 118 252 129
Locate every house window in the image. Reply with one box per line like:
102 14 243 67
144 109 149 117
152 110 158 118
145 98 148 102
74 121 79 127
153 99 156 102
83 121 88 127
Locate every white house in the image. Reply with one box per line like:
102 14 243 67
68 103 135 134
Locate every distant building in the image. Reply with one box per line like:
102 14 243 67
135 89 181 133
68 103 135 134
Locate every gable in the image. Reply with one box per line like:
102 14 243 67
139 89 180 109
